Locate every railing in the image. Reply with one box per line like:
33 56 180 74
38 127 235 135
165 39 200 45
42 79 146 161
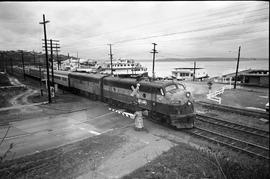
207 85 232 104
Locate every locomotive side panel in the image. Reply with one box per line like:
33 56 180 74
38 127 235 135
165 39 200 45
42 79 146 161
103 77 135 105
69 73 107 97
29 68 42 79
44 71 69 87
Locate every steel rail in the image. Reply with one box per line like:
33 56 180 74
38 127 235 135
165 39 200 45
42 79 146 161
196 114 269 138
196 101 269 119
188 126 269 160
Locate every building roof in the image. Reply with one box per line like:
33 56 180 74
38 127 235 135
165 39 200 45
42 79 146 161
173 67 204 70
239 73 269 77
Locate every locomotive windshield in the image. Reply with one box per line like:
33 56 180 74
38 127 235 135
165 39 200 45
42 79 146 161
165 84 178 94
177 83 186 90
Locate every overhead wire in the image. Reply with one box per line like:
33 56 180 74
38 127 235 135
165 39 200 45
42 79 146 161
58 6 268 46
113 16 267 45
60 7 268 50
57 3 258 40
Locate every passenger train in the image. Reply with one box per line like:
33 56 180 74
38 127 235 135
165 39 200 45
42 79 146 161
11 65 195 129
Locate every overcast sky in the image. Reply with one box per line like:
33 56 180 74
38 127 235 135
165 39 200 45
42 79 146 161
0 1 269 60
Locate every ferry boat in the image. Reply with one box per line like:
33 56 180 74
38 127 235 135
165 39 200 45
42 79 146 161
100 59 148 77
172 67 208 81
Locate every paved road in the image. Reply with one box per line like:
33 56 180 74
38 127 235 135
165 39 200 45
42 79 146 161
0 99 133 160
0 93 195 178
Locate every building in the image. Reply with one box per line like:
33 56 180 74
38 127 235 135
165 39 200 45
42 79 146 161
171 67 208 81
212 69 269 87
239 69 269 87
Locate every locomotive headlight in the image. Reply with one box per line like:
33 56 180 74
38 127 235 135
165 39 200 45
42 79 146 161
186 92 191 98
187 101 192 106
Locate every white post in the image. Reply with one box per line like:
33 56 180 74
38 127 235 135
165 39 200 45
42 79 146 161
55 83 58 92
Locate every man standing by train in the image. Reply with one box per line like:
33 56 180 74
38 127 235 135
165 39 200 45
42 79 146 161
131 83 144 131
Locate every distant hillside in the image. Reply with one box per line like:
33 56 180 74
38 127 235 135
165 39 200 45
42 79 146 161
0 50 76 67
156 57 268 62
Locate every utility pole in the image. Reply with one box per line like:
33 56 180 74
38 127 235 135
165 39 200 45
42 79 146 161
33 50 36 67
39 60 42 86
4 53 7 73
77 51 79 68
50 39 55 87
10 58 13 75
56 44 60 70
39 59 43 96
42 39 60 89
193 61 196 81
21 51 25 80
150 43 158 81
234 46 241 89
43 40 60 70
0 53 3 72
108 44 113 75
1 52 7 73
39 14 51 103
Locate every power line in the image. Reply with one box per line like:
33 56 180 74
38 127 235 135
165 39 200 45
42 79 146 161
57 6 268 46
61 12 267 50
61 4 266 40
113 15 267 44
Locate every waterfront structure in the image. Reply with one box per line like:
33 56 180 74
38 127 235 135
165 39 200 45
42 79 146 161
171 67 208 81
99 59 148 77
212 69 269 87
239 69 269 87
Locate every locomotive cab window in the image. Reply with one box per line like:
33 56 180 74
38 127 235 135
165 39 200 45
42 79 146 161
165 84 178 94
177 83 186 90
160 88 164 96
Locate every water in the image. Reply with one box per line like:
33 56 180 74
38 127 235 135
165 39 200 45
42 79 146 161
140 59 269 78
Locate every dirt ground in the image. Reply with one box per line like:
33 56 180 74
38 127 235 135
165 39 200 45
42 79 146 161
0 72 12 86
0 75 269 179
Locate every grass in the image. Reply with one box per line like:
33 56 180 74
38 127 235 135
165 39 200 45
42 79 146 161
123 143 269 179
0 88 27 108
0 134 125 179
0 73 12 86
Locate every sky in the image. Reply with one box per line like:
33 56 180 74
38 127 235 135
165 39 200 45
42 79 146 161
0 1 269 60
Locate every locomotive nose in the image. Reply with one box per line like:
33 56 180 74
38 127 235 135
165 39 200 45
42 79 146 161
169 90 193 104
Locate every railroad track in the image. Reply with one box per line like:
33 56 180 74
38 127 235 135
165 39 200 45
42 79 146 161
196 114 269 139
187 126 269 160
196 101 269 119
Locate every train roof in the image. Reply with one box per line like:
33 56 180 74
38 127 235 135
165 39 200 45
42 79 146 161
104 76 177 89
53 70 71 75
44 70 71 75
69 72 108 79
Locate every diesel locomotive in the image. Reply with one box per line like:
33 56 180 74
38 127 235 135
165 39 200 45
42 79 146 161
10 66 195 129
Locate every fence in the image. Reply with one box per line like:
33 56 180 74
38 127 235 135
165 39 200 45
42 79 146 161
207 85 232 104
